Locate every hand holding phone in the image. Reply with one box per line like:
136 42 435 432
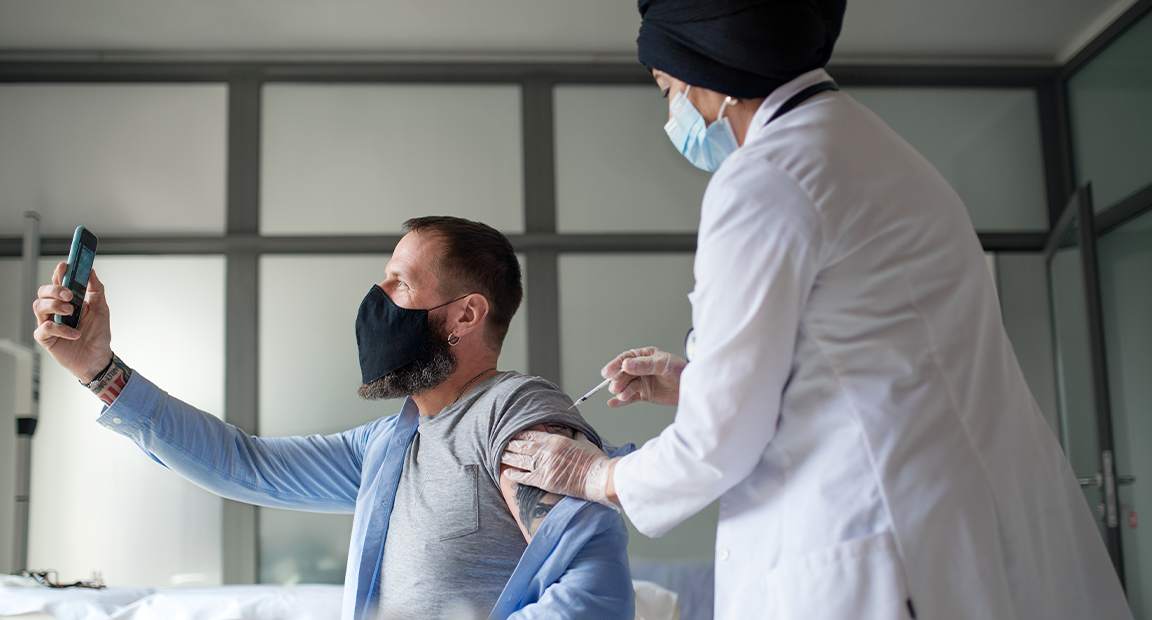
32 226 113 385
55 226 99 328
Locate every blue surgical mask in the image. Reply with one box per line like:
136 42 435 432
664 85 739 172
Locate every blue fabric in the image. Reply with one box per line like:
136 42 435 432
492 445 637 620
98 373 633 620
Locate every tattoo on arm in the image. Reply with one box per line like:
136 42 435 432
89 354 133 406
501 422 576 541
515 483 558 535
541 423 575 438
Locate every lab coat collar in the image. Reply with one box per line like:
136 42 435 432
745 68 834 145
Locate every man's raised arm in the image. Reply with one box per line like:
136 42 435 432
33 260 366 513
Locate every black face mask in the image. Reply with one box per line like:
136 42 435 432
354 285 466 384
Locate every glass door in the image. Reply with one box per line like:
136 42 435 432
1097 194 1152 617
1045 185 1132 583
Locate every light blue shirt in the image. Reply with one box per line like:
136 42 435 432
99 373 634 620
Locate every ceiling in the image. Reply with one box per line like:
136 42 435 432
0 0 1140 65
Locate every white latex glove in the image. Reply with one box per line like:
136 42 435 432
501 430 618 507
602 347 687 408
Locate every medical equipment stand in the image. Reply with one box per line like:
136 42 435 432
13 211 41 573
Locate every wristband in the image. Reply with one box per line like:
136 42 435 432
80 355 115 389
86 355 133 406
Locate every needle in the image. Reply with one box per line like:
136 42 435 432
569 375 615 410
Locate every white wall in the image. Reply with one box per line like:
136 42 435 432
19 257 226 587
0 84 227 237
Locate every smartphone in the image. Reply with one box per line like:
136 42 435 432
55 226 99 328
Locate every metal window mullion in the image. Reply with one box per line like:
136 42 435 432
1037 75 1075 229
1096 181 1152 236
223 74 261 586
0 231 1057 256
522 79 556 234
521 79 563 384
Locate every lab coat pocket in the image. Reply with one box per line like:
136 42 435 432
419 464 480 541
765 530 912 620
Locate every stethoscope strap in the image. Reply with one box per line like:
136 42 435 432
766 80 840 125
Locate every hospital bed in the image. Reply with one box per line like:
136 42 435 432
0 575 688 620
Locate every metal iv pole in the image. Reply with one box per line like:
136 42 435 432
14 211 41 572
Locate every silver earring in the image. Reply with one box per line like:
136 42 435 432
448 333 461 346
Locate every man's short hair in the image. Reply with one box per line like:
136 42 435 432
402 216 523 351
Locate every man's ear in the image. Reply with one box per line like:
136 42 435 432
449 293 490 338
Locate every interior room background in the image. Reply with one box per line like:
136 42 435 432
0 1 1149 617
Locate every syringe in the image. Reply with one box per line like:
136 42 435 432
569 375 616 410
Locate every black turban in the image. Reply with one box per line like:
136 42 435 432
637 0 847 99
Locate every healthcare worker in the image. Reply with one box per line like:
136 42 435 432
501 0 1135 618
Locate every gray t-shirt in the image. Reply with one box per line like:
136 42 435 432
378 371 600 620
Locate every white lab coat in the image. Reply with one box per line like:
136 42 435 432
613 68 1132 620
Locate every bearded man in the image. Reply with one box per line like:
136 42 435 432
32 216 634 620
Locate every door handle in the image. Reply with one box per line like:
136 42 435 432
1077 453 1134 528
1077 474 1135 487
1079 474 1103 487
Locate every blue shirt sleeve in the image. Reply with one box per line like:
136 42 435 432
491 445 638 620
506 504 634 620
98 372 393 513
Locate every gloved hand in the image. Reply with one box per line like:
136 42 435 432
501 430 618 507
602 346 687 408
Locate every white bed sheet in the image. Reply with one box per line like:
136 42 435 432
0 585 159 620
630 560 712 620
1 581 677 620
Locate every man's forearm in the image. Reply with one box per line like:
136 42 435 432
84 353 132 406
93 371 362 512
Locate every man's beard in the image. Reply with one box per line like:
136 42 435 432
357 315 458 400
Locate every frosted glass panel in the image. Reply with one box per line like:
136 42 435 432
1048 236 1105 540
996 253 1059 436
262 84 524 235
260 508 354 585
559 253 719 561
555 86 711 233
260 255 396 437
505 253 529 375
0 259 25 344
259 253 528 582
0 261 30 573
0 343 16 569
845 87 1048 231
0 84 227 236
28 256 225 587
1099 208 1152 618
1068 11 1152 211
259 253 528 437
